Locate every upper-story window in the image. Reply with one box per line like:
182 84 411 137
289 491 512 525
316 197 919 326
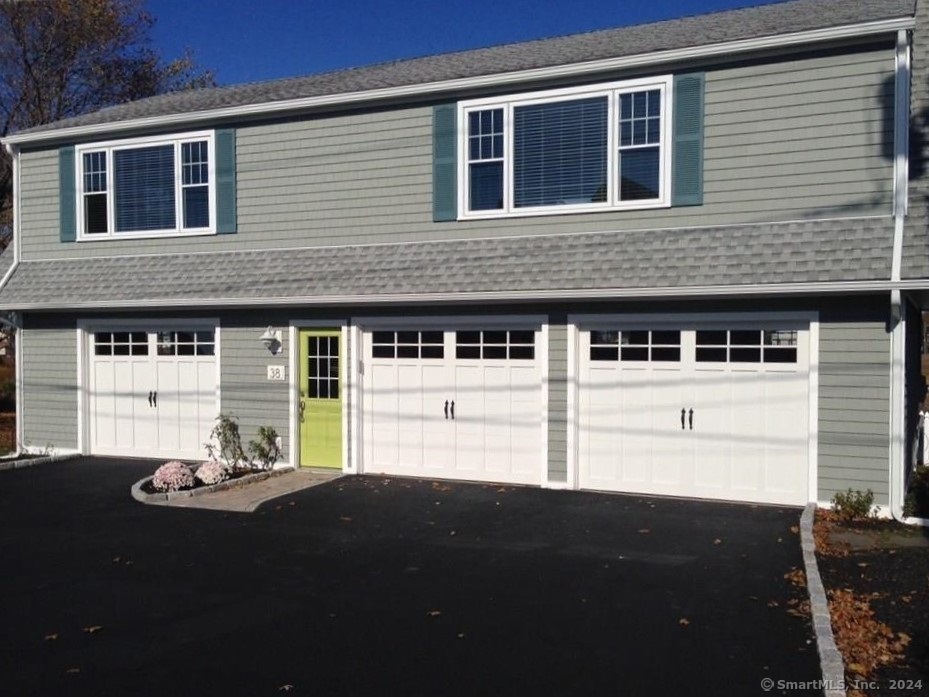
458 76 672 219
76 131 215 239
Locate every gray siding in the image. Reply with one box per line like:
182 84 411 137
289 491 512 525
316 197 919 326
218 317 291 462
818 321 890 505
21 320 78 451
547 318 568 481
21 45 894 261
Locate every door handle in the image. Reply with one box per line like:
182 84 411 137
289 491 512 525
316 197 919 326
299 399 305 423
153 391 157 408
444 400 449 419
681 408 685 430
148 391 153 408
688 408 693 430
450 400 455 420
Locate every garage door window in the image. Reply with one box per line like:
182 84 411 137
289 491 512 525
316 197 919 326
94 331 148 356
156 330 215 356
696 329 797 364
371 331 444 359
590 329 680 362
456 330 535 359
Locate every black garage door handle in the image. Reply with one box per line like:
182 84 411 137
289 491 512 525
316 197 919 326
681 408 685 430
148 391 153 408
444 400 449 419
688 408 693 430
153 391 157 408
450 400 455 420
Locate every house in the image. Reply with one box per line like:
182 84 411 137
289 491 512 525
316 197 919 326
1 0 926 516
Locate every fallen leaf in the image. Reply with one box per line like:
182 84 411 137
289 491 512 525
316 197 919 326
713 538 722 545
767 600 780 608
279 686 294 692
449 530 456 536
457 633 465 638
426 610 442 617
65 668 80 675
339 516 352 522
111 557 121 563
82 625 103 634
789 525 799 534
44 633 58 641
678 618 690 626
637 528 650 534
289 501 296 506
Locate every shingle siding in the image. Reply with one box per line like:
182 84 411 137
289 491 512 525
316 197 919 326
547 317 568 482
18 45 895 262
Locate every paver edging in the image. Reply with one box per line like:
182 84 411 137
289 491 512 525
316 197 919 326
0 453 81 472
800 502 846 697
131 466 296 505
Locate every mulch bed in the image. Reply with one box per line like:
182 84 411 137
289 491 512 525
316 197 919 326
815 511 929 696
0 412 14 455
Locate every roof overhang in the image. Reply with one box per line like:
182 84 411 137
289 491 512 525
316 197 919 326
1 16 914 148
3 279 924 313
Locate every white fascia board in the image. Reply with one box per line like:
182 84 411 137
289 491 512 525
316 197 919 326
1 279 922 312
1 17 914 148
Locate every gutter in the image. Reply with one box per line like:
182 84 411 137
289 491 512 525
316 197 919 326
887 29 928 526
0 17 916 148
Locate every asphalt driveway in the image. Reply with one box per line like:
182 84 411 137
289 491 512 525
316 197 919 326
0 458 821 696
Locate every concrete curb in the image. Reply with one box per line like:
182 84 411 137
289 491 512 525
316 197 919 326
0 453 81 472
800 503 846 697
131 467 295 505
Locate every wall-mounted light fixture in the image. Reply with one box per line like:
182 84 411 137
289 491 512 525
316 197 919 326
259 326 282 355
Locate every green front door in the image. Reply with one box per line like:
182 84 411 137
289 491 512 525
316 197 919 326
299 329 342 468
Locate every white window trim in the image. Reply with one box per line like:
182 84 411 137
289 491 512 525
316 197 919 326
457 76 673 220
75 130 217 241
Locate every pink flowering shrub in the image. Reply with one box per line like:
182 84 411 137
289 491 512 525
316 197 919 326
195 460 229 486
151 461 195 492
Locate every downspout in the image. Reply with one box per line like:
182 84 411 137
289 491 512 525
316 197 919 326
888 29 927 524
2 142 22 458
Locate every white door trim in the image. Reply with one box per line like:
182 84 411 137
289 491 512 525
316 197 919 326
568 311 818 503
288 319 350 472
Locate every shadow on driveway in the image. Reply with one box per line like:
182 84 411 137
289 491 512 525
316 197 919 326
0 457 821 696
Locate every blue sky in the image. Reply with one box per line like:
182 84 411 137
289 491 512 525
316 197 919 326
147 0 781 86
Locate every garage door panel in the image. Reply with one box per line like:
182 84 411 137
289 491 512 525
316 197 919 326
579 322 810 505
89 327 217 460
364 326 543 485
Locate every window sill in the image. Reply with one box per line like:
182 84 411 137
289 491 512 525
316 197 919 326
458 198 670 222
77 229 217 242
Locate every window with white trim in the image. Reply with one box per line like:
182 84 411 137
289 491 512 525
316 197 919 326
76 131 215 238
460 77 672 218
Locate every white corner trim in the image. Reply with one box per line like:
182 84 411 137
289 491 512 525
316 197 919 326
539 321 551 489
76 323 86 455
807 316 820 504
888 295 906 521
15 322 23 454
0 144 20 292
565 321 579 490
1 17 913 148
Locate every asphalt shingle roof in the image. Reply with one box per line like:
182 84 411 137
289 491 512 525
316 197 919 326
0 218 895 309
15 0 917 136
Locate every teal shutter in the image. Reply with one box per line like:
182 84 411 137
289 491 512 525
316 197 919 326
59 146 76 242
671 73 705 207
215 128 237 234
433 104 458 222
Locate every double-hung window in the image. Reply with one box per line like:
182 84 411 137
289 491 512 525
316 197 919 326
459 76 672 218
76 131 215 239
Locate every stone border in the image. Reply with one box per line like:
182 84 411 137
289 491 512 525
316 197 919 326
131 466 295 504
0 453 81 472
800 503 846 697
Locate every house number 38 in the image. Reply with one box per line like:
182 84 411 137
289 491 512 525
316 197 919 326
267 365 286 381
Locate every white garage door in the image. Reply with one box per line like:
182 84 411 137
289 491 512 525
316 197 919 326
578 321 810 505
89 328 218 460
362 326 544 485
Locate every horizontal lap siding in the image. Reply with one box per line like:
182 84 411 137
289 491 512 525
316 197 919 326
21 325 78 451
219 323 291 462
20 45 894 261
547 319 567 482
818 322 890 505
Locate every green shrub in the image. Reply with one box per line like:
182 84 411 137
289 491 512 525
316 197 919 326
903 465 929 518
831 488 875 522
249 426 282 471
